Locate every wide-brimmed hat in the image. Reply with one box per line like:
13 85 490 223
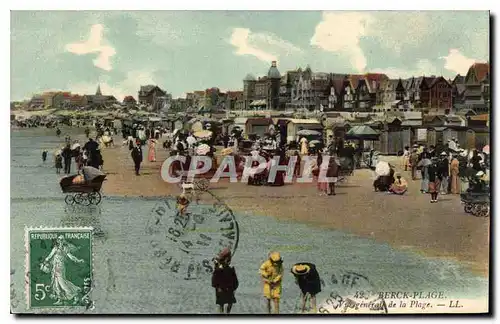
476 171 485 177
291 263 311 276
269 251 282 263
440 151 447 156
394 172 401 177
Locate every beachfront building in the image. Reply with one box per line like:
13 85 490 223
290 67 330 112
123 95 137 107
454 62 490 114
138 85 167 107
242 61 281 110
81 85 118 109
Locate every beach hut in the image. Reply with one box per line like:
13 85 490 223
286 119 323 143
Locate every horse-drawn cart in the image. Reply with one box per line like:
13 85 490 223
60 166 106 205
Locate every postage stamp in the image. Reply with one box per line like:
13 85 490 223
25 227 93 309
317 269 387 314
145 191 239 281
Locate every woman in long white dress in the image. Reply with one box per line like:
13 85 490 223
300 137 309 156
43 235 85 305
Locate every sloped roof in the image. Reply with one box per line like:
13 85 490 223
471 63 489 82
453 74 465 84
140 85 156 93
455 84 467 95
349 74 364 89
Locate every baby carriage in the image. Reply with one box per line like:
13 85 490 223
460 190 490 217
60 166 106 205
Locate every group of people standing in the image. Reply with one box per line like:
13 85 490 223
48 134 103 175
124 123 161 176
211 248 322 314
401 140 489 203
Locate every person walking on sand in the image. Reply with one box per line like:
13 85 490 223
259 251 283 314
131 142 143 176
61 144 72 174
438 151 450 195
428 158 441 203
450 154 460 194
211 248 239 314
402 146 410 171
148 138 157 162
409 148 419 180
42 150 48 163
291 263 322 313
55 154 63 174
326 155 340 196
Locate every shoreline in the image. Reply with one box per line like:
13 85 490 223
96 141 489 278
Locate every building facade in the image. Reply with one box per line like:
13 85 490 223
138 85 167 106
242 61 281 110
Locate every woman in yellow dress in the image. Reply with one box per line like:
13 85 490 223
259 251 283 314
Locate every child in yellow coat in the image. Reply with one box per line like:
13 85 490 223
259 251 283 314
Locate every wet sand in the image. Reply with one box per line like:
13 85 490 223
99 142 489 277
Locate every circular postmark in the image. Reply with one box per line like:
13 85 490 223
145 191 239 280
317 269 387 314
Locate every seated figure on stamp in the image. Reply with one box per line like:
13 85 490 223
41 235 85 305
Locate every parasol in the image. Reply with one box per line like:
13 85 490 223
297 129 322 136
482 145 490 155
375 161 391 176
221 147 234 156
250 150 260 158
196 144 211 155
309 140 321 146
194 130 213 139
417 158 432 167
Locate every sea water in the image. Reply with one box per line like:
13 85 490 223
10 128 488 314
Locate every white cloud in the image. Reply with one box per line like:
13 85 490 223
229 27 302 63
366 12 431 54
370 59 440 79
440 49 477 75
310 12 372 73
68 70 157 101
310 12 435 72
65 24 116 71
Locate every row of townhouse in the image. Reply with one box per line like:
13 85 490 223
239 61 490 115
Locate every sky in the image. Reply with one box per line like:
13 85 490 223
10 11 489 101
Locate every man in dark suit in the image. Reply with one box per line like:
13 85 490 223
131 143 143 175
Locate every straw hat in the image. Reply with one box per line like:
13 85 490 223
269 251 282 263
291 263 311 276
476 171 485 177
440 151 447 156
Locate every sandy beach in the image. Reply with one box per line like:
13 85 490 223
97 142 489 277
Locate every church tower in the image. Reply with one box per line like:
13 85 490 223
96 84 102 96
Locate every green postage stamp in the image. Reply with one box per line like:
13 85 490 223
25 227 93 309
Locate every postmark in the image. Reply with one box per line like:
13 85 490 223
145 191 239 280
317 269 387 314
25 227 94 309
